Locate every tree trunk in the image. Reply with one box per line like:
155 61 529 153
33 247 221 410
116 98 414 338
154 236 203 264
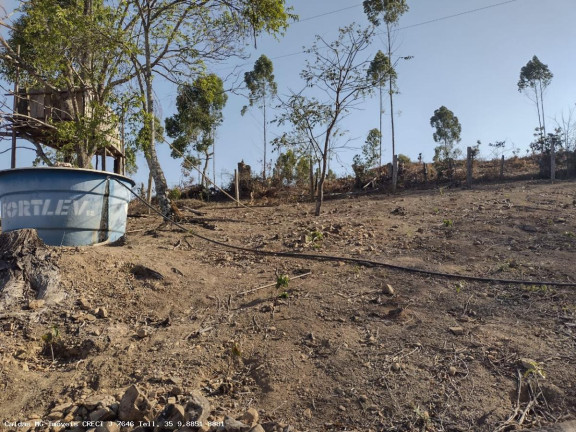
143 20 171 217
263 95 267 180
379 83 383 166
534 86 544 141
315 134 331 216
202 152 210 189
145 75 171 217
387 23 397 189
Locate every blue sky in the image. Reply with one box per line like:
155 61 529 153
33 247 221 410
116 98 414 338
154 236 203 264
2 0 576 189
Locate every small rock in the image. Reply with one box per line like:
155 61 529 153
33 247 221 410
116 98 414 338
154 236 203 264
89 407 115 422
50 402 75 414
239 408 259 427
167 396 177 404
78 297 91 311
382 284 395 296
358 395 368 403
224 416 250 432
3 322 15 331
28 299 45 310
170 386 183 396
303 408 312 419
46 411 63 420
248 426 265 432
96 308 108 319
449 326 465 335
83 394 116 411
391 362 401 372
85 313 97 322
338 405 346 412
156 403 185 428
118 385 153 421
136 327 150 338
387 308 404 319
184 390 211 424
448 366 457 376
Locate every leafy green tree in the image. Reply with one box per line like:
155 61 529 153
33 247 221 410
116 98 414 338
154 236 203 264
367 50 395 166
518 56 553 142
273 149 309 186
397 153 410 164
275 24 375 215
0 0 132 167
363 0 409 179
242 55 277 180
124 0 294 216
362 128 381 168
430 105 462 179
165 74 227 188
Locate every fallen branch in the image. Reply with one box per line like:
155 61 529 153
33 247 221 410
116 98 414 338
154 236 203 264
239 272 312 296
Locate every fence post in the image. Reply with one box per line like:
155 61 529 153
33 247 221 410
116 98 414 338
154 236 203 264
466 146 472 188
392 154 398 193
234 169 240 207
423 163 428 185
551 139 556 182
500 155 505 179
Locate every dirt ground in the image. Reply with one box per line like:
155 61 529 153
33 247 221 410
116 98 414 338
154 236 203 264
1 179 576 432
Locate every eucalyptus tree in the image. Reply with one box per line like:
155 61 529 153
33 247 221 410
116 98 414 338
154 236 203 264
430 105 461 179
367 50 395 166
518 55 553 142
242 54 277 180
363 0 409 169
165 74 227 189
275 24 375 216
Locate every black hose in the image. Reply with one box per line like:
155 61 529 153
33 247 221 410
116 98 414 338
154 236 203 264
112 178 576 288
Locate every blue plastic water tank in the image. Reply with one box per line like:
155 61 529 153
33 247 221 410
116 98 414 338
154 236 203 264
0 167 135 246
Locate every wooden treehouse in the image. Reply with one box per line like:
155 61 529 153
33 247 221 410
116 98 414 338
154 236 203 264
1 87 126 174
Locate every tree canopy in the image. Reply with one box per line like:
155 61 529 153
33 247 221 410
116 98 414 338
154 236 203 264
242 54 278 179
165 74 227 187
0 0 132 167
363 0 409 26
518 55 553 141
431 106 461 146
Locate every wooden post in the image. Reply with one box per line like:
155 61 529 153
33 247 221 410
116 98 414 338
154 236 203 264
500 155 505 179
551 138 556 182
11 45 20 169
466 146 473 188
423 163 428 185
392 154 398 193
234 169 240 207
146 171 153 215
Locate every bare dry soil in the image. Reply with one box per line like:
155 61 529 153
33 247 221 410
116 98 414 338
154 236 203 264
1 179 576 431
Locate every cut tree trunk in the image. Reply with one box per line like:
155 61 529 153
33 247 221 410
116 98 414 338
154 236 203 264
0 229 62 310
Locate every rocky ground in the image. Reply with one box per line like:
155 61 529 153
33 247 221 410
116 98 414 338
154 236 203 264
1 179 576 432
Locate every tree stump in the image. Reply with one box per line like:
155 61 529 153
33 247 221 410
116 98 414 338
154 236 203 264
0 229 62 310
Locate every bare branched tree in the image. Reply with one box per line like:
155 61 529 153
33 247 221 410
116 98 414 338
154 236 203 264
275 24 375 216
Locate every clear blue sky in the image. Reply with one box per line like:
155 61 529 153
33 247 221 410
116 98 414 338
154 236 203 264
2 0 576 190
